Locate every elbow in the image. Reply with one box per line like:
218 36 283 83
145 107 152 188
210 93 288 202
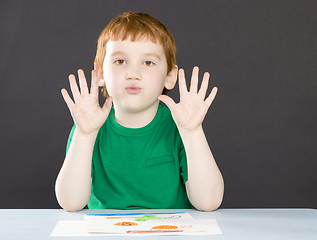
192 191 224 212
196 200 222 212
57 198 86 212
55 183 90 212
63 205 84 212
55 190 87 212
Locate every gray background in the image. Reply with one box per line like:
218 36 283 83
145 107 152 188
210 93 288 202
1 0 316 209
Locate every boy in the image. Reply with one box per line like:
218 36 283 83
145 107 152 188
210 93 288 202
55 12 224 212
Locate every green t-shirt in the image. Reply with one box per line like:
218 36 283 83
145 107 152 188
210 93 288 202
66 104 191 209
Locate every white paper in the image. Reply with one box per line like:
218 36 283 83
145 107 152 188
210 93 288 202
50 216 222 237
84 212 206 235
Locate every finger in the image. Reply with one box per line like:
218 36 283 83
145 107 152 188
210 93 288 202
158 95 177 112
205 87 218 107
78 69 89 95
69 74 80 102
90 70 99 96
101 96 113 116
178 69 188 95
198 71 210 98
189 66 199 93
61 88 75 109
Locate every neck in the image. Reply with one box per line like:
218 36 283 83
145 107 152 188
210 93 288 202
114 102 160 128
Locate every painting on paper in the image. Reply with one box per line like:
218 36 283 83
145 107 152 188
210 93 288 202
84 212 206 235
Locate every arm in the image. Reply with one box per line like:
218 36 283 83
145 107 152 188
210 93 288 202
180 126 224 211
55 129 96 212
158 66 224 211
55 69 112 212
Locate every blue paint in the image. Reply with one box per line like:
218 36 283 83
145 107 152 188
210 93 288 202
86 212 185 216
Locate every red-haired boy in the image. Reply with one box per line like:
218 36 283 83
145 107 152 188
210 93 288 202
55 12 224 212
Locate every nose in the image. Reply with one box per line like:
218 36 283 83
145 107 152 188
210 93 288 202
125 64 141 81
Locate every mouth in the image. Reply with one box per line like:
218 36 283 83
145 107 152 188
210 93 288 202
126 85 141 94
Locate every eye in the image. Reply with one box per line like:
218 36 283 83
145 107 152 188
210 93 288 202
115 59 126 65
144 61 154 66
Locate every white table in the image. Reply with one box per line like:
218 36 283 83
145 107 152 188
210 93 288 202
0 208 316 239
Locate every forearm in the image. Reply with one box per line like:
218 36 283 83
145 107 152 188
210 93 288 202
179 125 224 211
55 129 97 212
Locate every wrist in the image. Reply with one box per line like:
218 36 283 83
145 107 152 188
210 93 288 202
177 124 203 136
74 128 98 140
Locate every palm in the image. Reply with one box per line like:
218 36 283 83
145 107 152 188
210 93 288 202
159 67 217 132
61 69 112 135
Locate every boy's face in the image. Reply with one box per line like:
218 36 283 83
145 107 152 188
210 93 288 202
102 38 176 113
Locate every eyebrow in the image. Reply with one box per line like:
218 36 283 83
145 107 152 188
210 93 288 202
110 51 125 57
110 51 161 60
143 53 161 60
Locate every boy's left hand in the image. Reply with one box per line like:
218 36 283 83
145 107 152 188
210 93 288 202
159 66 217 132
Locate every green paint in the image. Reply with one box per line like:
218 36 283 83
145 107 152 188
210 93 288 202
134 215 164 222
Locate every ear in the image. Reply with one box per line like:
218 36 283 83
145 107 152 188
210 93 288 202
164 65 178 90
94 63 105 87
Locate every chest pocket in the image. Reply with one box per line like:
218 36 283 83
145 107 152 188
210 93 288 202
145 155 174 168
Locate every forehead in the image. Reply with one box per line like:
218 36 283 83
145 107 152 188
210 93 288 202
105 39 165 58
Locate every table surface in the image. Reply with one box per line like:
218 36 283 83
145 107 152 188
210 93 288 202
0 208 316 240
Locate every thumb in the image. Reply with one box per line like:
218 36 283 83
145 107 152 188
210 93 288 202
101 96 113 116
158 95 176 111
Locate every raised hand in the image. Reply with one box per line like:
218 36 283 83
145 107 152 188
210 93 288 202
158 66 217 132
61 69 113 135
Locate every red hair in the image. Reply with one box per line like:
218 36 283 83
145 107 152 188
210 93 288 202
94 12 177 97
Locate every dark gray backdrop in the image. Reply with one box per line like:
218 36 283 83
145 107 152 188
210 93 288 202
1 0 316 209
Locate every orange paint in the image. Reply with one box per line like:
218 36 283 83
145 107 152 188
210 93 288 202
127 230 183 234
114 222 138 226
151 225 178 230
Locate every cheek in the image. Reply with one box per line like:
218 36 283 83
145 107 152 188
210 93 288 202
105 79 119 96
104 66 121 84
103 73 118 96
150 71 167 89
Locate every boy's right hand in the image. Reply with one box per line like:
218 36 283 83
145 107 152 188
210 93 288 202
61 69 113 136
